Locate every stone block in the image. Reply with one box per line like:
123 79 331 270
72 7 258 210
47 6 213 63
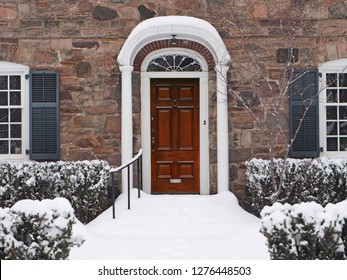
100 153 121 167
253 146 269 154
60 76 79 87
20 20 43 28
268 69 283 80
236 90 260 107
138 5 156 21
233 118 254 129
92 147 115 155
252 3 268 19
229 164 239 181
251 130 271 147
325 43 338 60
75 61 92 77
62 28 81 37
51 39 72 50
22 27 44 37
104 54 117 70
109 19 138 37
92 6 118 20
78 0 94 12
266 110 289 131
318 20 342 36
85 103 117 115
61 106 84 114
229 147 251 163
299 48 315 63
75 134 102 148
209 148 217 164
276 48 299 63
72 41 99 49
60 132 74 144
337 42 347 58
65 147 95 161
0 6 17 20
329 2 347 19
61 49 84 62
72 115 105 129
117 6 139 20
110 0 131 3
33 49 59 65
44 20 60 30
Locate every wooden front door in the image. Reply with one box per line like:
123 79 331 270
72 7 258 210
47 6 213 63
151 78 200 193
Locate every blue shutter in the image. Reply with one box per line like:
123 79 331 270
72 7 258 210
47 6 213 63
29 71 60 160
289 69 319 158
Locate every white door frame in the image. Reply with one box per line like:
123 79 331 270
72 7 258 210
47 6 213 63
141 50 209 194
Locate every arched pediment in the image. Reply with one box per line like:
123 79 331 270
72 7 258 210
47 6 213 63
117 16 231 68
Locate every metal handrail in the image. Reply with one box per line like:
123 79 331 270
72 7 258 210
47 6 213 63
109 149 143 219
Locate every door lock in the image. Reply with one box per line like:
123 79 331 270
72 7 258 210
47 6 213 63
151 137 155 152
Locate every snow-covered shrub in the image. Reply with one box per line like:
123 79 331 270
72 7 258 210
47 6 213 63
0 198 84 260
259 204 297 259
0 160 110 224
260 201 347 260
246 158 347 216
325 200 347 258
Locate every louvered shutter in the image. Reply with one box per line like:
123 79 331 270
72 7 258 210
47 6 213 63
29 71 60 160
289 69 319 158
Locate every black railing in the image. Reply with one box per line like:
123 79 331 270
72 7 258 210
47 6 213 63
109 149 143 219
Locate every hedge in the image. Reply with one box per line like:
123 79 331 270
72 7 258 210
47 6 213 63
260 201 347 260
0 161 110 224
246 158 347 216
0 198 84 260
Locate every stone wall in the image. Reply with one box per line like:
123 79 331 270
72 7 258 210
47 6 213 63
208 0 347 206
0 0 346 207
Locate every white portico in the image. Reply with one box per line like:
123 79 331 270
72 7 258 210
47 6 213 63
117 16 231 195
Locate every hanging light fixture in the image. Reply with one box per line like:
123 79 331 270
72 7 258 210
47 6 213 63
171 34 177 46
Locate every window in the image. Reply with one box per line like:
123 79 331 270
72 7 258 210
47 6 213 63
289 59 347 158
147 53 202 72
0 62 29 161
320 59 347 156
0 62 60 161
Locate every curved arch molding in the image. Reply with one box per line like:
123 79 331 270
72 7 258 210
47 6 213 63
117 16 230 67
134 39 215 71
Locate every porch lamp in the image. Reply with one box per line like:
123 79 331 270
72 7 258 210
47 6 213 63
171 34 177 45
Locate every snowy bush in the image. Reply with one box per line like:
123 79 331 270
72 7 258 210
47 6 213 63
0 198 84 260
0 160 110 224
246 158 347 216
260 201 347 260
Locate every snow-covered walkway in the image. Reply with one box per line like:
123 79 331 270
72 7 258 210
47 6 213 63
69 190 269 260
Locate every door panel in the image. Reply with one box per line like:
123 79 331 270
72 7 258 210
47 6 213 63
157 161 173 178
178 108 194 150
151 78 200 193
178 161 194 178
157 109 172 150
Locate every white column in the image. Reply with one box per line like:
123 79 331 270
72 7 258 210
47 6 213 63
216 63 229 193
120 65 134 194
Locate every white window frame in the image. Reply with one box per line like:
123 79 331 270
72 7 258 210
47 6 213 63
319 58 347 158
0 61 30 161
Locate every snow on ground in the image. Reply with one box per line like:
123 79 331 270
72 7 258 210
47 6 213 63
69 190 269 260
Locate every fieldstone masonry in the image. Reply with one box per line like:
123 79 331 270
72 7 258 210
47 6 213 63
0 0 346 208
